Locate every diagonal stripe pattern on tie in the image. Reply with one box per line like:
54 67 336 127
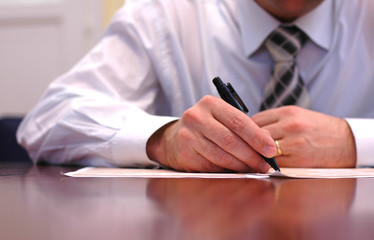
260 25 310 111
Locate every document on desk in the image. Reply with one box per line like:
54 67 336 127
64 167 268 179
269 168 374 178
64 167 374 179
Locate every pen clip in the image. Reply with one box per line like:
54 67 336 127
226 83 249 113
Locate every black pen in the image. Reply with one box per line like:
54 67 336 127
212 77 281 172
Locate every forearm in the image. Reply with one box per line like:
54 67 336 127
17 94 178 167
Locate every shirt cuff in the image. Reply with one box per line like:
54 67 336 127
345 118 374 167
110 112 178 168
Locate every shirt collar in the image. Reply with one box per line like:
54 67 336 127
236 0 333 57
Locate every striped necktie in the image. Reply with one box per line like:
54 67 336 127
260 25 310 111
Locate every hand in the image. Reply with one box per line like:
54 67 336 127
251 106 357 168
146 95 277 173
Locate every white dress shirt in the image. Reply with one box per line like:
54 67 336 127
17 0 374 167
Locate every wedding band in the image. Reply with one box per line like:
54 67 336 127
275 140 282 156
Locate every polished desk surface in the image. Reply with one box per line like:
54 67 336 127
1 162 374 240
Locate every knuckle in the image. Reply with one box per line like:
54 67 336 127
281 105 298 114
220 133 237 151
182 107 202 125
176 127 193 144
286 120 305 132
196 95 217 112
213 151 232 166
199 95 216 106
228 114 247 132
183 107 197 120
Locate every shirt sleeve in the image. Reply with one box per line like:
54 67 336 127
16 4 177 168
345 118 374 167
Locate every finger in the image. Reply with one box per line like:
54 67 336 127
199 119 269 172
261 123 284 140
274 139 291 156
269 139 290 167
170 121 230 173
252 109 280 127
181 151 228 173
211 98 277 158
271 138 301 167
192 134 255 172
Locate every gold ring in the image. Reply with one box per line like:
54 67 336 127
275 140 282 156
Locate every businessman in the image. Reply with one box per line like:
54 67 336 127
17 0 374 172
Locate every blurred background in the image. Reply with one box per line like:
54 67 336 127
0 0 125 117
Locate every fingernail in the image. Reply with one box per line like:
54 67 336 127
263 145 276 157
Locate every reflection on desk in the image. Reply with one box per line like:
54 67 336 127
147 178 356 240
0 163 373 240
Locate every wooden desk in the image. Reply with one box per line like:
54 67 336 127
1 162 374 240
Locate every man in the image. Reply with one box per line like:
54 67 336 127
17 0 374 172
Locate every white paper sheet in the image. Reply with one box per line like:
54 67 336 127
64 167 268 179
269 168 374 178
64 167 374 179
